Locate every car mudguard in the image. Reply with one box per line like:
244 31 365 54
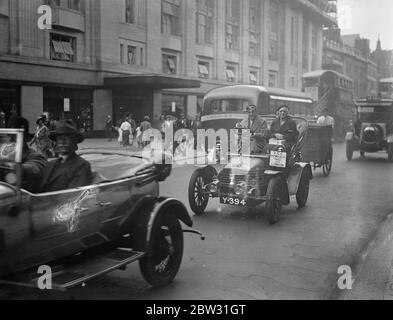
146 198 193 246
202 165 218 178
288 163 313 196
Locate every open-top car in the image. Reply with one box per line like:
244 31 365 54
346 98 393 162
0 128 203 291
188 116 313 225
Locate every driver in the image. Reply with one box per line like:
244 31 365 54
7 117 47 193
238 105 268 154
39 119 92 193
269 105 298 152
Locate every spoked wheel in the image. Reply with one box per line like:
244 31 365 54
139 214 184 287
296 170 310 208
322 147 333 177
388 144 393 163
265 177 283 225
346 142 353 161
188 169 211 215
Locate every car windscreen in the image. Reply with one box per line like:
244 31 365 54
81 153 147 181
0 133 18 163
204 99 252 115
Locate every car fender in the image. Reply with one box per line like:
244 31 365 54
387 135 393 144
288 163 313 196
202 165 218 178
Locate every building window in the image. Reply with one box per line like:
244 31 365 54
162 0 181 36
226 66 236 82
291 15 299 66
125 0 135 24
196 0 214 44
127 46 136 64
250 70 258 85
68 0 81 11
163 54 177 74
249 0 261 57
268 70 278 87
268 0 279 61
163 94 187 116
302 19 309 69
198 61 210 79
50 33 76 62
225 0 240 50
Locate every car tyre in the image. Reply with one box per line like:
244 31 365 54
188 169 211 215
265 176 283 225
346 142 353 161
139 213 184 287
296 170 310 208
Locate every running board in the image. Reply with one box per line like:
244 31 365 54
0 248 145 291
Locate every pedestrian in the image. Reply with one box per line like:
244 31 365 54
191 114 203 150
29 116 52 158
128 114 137 146
105 115 113 142
0 111 6 128
317 108 335 128
140 116 152 148
120 117 132 147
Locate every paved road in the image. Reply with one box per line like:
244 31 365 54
2 143 393 300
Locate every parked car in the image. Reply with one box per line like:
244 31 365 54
188 116 313 225
0 128 204 291
346 98 393 162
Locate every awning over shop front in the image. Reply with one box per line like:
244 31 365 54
104 74 201 90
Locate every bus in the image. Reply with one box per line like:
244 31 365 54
201 85 314 132
302 70 355 140
379 78 393 99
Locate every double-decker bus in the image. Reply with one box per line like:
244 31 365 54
201 85 314 132
302 70 355 140
379 78 393 99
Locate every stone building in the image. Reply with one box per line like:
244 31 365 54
0 0 335 134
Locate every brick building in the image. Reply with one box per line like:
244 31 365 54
0 0 335 134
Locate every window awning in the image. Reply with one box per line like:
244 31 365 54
249 72 257 83
62 41 74 55
52 40 65 54
198 64 209 75
104 74 201 90
226 69 236 80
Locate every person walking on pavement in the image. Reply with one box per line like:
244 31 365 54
317 108 335 128
105 115 113 142
120 117 132 148
29 116 52 158
140 116 152 148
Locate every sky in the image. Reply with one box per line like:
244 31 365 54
337 0 393 50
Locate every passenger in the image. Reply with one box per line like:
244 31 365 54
39 119 92 193
8 117 47 193
239 105 269 154
269 105 298 152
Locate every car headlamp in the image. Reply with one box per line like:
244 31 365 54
5 172 17 185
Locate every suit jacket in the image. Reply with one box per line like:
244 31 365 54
270 117 298 144
40 152 92 193
22 147 47 193
240 115 269 153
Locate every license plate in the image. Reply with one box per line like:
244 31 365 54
220 197 248 206
269 151 287 168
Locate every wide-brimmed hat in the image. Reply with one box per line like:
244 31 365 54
36 116 46 125
8 116 34 139
49 119 84 144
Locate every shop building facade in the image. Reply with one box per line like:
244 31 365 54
0 0 335 134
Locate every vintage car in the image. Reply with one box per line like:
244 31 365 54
188 116 313 225
0 129 203 291
346 98 393 162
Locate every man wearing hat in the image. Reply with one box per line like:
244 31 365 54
39 119 92 193
8 116 47 193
